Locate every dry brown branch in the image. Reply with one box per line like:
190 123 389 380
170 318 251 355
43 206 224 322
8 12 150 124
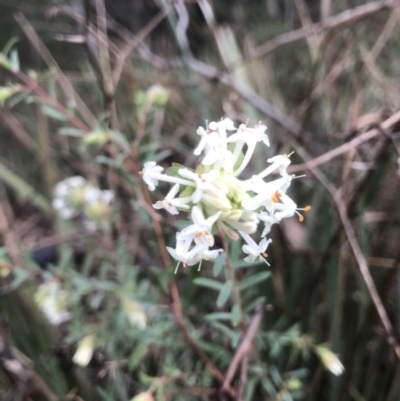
0 111 40 154
0 336 59 401
14 12 97 128
112 6 171 87
288 108 400 173
248 0 400 62
237 355 248 401
332 189 400 359
0 193 21 266
221 305 265 393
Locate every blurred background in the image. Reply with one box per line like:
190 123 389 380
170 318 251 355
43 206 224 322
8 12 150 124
0 0 400 400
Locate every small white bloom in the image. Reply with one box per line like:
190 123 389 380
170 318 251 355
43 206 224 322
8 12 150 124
54 176 86 197
177 206 221 247
194 126 210 156
73 334 95 367
242 176 293 211
52 198 75 219
258 153 293 179
34 281 70 325
228 123 269 147
178 169 226 203
141 161 164 191
257 212 281 237
315 345 345 376
153 184 190 215
239 231 272 263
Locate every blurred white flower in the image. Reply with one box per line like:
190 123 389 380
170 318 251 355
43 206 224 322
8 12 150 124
52 176 115 231
34 280 70 325
315 345 345 376
73 334 95 367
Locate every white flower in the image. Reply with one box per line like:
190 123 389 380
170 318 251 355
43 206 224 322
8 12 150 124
52 198 75 219
176 206 221 247
239 231 272 263
197 118 236 172
54 176 86 197
227 123 269 175
53 177 115 231
257 212 281 237
194 126 210 156
153 184 190 215
34 281 70 325
242 176 293 211
178 169 226 203
73 334 95 367
141 161 164 191
258 153 293 179
315 345 345 376
141 116 308 268
140 161 194 192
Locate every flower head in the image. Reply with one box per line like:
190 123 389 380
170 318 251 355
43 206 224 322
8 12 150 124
141 117 308 269
53 176 114 231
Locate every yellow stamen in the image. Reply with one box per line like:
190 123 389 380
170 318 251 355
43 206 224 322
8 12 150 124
304 205 311 211
299 214 304 222
262 252 268 258
271 192 282 203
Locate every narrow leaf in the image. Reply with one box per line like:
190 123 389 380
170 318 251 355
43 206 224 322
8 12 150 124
213 253 226 277
193 277 223 291
216 280 232 307
0 162 52 213
239 271 270 291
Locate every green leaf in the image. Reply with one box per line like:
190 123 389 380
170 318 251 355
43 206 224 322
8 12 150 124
2 37 19 56
9 50 19 72
216 280 232 307
213 253 226 277
245 296 266 313
193 277 223 291
211 321 240 347
205 312 232 321
0 162 52 213
58 127 85 137
239 271 270 291
231 304 241 327
128 341 150 370
42 105 68 121
166 162 187 177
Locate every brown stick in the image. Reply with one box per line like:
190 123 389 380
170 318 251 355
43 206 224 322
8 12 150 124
249 0 400 62
221 305 265 393
288 109 400 173
332 189 400 359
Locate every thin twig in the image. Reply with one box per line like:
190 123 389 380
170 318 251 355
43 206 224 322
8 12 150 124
112 6 171 87
14 12 97 128
247 0 400 62
222 305 265 393
237 355 248 401
332 188 400 359
12 69 91 133
288 109 400 173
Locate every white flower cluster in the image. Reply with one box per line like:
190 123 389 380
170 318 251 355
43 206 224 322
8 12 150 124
141 118 310 268
34 280 71 325
52 176 114 231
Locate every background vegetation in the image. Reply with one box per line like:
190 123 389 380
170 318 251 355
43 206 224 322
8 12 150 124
0 0 400 400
